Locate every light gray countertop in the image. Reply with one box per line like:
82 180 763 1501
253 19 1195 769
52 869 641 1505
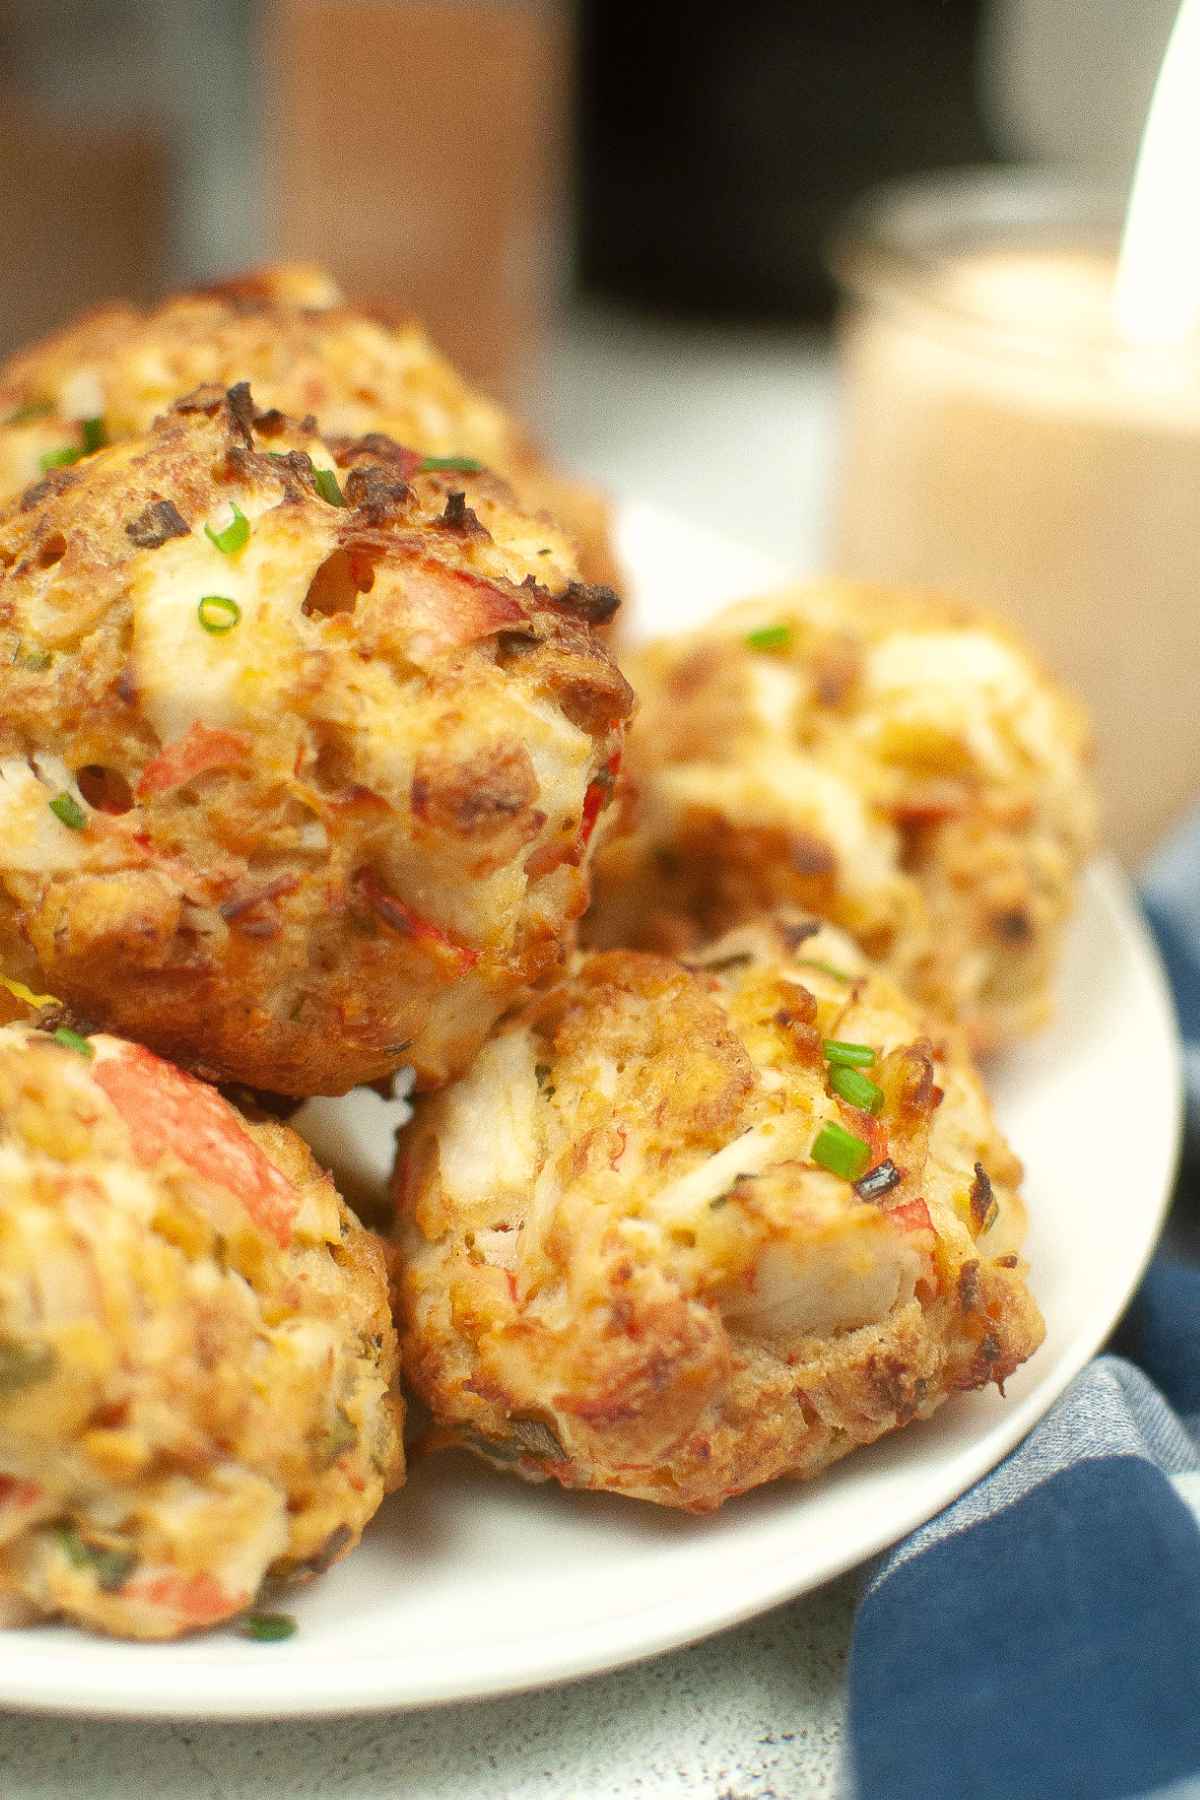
0 1575 856 1799
0 317 852 1800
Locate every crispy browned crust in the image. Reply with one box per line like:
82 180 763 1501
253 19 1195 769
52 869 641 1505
585 584 1096 1051
0 1021 403 1638
0 263 620 589
395 915 1043 1512
0 387 632 1094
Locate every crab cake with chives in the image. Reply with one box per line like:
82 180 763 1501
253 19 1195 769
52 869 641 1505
587 584 1095 1052
394 914 1043 1513
0 1018 402 1640
0 386 632 1095
0 263 619 590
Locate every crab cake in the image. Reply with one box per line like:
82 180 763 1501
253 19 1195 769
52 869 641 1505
0 386 632 1094
394 914 1043 1513
587 585 1096 1052
0 263 619 590
0 1018 402 1639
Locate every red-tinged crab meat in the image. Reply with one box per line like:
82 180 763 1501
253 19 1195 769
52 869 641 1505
574 750 623 860
136 725 252 799
360 875 480 973
390 554 527 653
92 1044 298 1247
0 1477 42 1512
888 1197 934 1235
129 1570 243 1627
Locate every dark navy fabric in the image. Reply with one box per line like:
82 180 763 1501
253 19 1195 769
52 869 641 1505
848 812 1200 1800
1114 1258 1200 1418
851 1448 1200 1800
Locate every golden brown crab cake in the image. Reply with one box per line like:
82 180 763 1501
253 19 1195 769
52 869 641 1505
0 385 632 1095
394 914 1042 1513
587 585 1096 1052
0 1018 402 1640
0 263 619 591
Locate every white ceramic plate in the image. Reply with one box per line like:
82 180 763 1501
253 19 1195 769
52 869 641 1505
0 504 1181 1719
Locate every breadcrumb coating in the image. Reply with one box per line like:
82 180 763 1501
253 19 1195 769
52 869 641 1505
587 584 1096 1051
0 1020 402 1639
0 386 632 1094
394 915 1043 1512
0 263 618 588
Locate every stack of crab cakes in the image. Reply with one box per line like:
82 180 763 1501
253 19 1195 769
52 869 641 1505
0 265 1092 1636
0 286 633 1633
391 586 1094 1513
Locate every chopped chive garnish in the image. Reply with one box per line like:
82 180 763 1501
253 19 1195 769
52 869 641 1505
830 1064 884 1114
56 1525 137 1592
745 623 792 652
798 957 852 982
12 642 52 671
38 446 83 472
80 416 106 454
0 1337 56 1391
238 1611 297 1642
823 1039 875 1069
205 501 250 554
811 1120 871 1181
5 401 52 425
418 454 484 474
52 1027 93 1057
313 467 345 507
49 792 87 831
197 594 241 634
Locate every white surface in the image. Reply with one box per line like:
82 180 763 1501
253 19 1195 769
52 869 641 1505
0 503 1180 1726
536 302 834 574
1114 0 1200 343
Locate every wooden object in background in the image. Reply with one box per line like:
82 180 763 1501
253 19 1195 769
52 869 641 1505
0 95 169 358
264 0 571 404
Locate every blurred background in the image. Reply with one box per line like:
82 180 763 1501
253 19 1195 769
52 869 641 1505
0 0 1179 374
0 0 1192 855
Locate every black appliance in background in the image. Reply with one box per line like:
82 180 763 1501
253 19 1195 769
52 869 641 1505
577 0 996 321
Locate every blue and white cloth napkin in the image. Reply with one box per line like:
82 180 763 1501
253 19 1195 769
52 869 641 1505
848 813 1200 1800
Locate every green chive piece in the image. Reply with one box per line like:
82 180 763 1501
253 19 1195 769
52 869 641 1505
0 1336 56 1392
38 446 83 472
321 1406 357 1466
205 501 250 554
745 623 792 652
80 416 107 454
811 1120 871 1181
238 1611 297 1642
798 957 852 983
418 454 484 474
12 642 52 672
52 1026 93 1058
49 792 87 831
197 594 241 635
5 401 52 425
830 1064 885 1114
56 1525 137 1593
313 467 345 507
822 1039 876 1069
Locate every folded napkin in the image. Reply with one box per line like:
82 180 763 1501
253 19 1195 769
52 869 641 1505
848 813 1200 1800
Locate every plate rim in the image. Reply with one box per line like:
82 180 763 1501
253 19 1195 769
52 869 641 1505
0 498 1182 1719
0 863 1179 1723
